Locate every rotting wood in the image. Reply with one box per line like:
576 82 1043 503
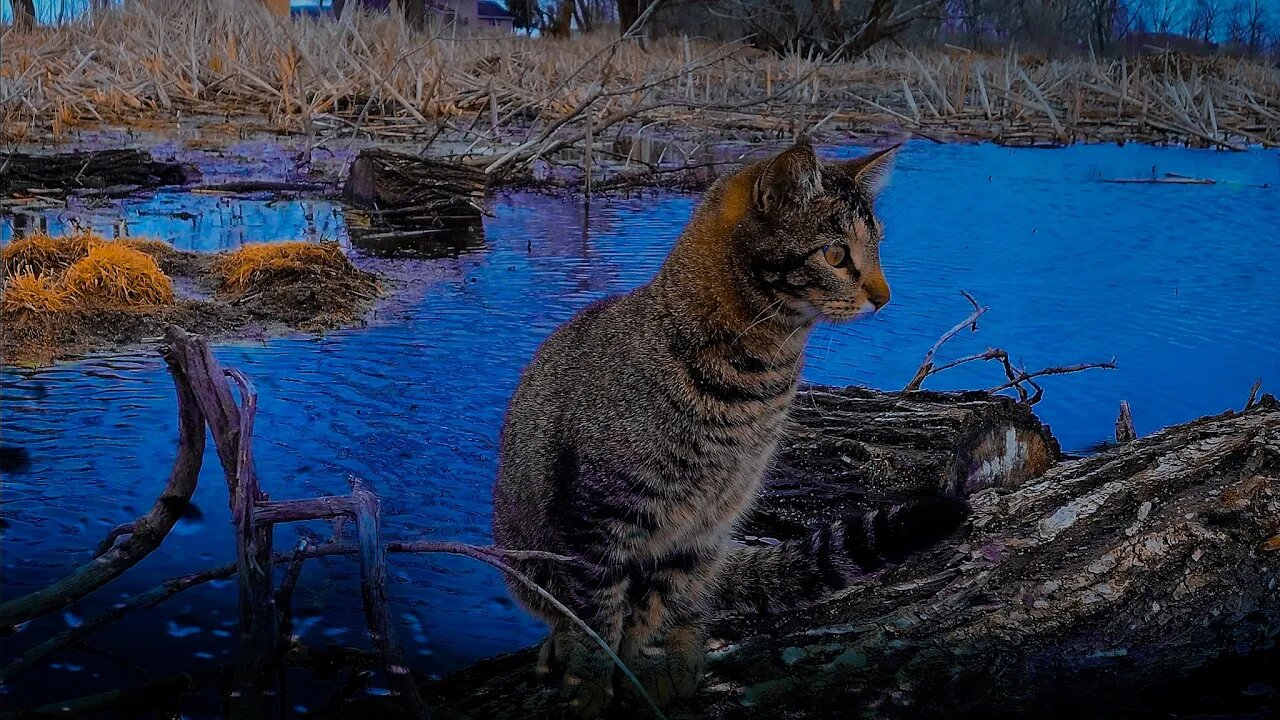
0 149 197 197
1115 400 1137 443
342 148 487 223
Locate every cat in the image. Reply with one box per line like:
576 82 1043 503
492 140 968 717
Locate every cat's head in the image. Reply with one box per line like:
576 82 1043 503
728 140 898 323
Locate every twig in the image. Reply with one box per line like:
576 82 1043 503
985 359 1118 395
1245 379 1262 410
904 290 988 391
1115 400 1137 443
901 292 1116 404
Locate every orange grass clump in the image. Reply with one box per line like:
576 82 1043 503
61 243 175 308
1 230 106 277
119 237 178 260
212 241 353 295
1 272 70 316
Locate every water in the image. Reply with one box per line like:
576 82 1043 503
2 142 1277 711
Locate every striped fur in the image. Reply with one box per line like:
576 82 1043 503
492 141 963 717
715 498 970 615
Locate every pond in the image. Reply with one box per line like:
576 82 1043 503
1 141 1277 712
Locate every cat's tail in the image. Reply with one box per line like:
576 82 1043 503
713 496 970 615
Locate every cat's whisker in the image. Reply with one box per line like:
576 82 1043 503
771 322 809 362
733 299 785 342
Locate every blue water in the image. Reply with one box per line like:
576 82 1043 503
1 142 1277 709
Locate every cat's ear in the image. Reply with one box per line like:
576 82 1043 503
838 144 899 197
753 140 823 215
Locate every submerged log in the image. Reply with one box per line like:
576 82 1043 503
425 394 1280 720
0 149 197 196
342 148 486 224
342 149 488 257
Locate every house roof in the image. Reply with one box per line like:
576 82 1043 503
477 0 512 18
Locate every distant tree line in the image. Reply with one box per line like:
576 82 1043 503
506 0 1278 59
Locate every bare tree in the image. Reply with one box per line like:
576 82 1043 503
1241 0 1268 52
1186 0 1220 43
714 0 948 56
1145 0 1183 34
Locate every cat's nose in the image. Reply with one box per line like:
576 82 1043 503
864 275 891 310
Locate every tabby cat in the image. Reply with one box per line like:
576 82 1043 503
492 140 968 717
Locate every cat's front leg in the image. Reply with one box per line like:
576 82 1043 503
547 579 629 718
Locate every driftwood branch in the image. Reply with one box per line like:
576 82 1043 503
903 292 1116 404
0 342 207 629
903 290 987 391
349 475 432 719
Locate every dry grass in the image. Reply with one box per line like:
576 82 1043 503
212 241 356 295
1 230 106 277
61 243 176 308
1 272 70 316
1 233 382 365
2 0 1274 156
119 237 178 256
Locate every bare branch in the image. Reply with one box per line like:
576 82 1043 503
904 290 989 391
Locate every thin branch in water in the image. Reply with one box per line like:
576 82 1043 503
904 290 988 391
901 291 1116 404
984 358 1119 396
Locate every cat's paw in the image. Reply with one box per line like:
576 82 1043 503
562 669 614 718
535 637 558 685
621 631 706 707
560 638 616 718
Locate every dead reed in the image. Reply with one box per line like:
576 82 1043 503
1 0 1276 163
212 241 364 295
61 243 175 308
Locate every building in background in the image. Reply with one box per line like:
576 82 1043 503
288 0 513 33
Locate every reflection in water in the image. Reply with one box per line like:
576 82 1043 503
345 209 488 260
1 142 1277 711
0 191 348 251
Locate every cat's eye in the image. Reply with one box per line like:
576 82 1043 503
822 244 847 267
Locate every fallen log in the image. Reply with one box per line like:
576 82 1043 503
342 148 488 257
342 148 486 223
0 149 197 196
426 395 1280 720
751 386 1060 539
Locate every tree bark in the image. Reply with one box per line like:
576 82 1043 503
1 149 198 197
750 386 1059 539
617 0 640 34
425 394 1280 719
